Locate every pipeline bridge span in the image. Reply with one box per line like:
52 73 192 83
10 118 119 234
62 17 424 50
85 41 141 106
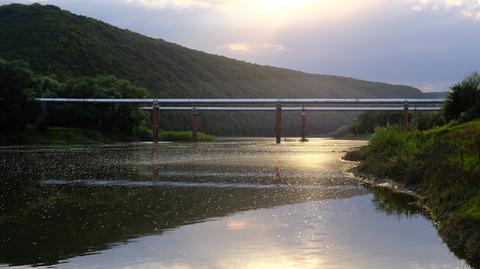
35 98 445 143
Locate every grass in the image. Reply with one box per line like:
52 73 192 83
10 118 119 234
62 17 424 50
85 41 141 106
159 130 216 142
461 187 480 219
1 126 216 145
345 120 480 267
14 126 124 145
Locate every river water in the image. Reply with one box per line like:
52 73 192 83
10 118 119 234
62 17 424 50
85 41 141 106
0 138 470 268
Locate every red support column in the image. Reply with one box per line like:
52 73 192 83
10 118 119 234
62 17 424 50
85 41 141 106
275 103 282 144
300 110 306 142
403 102 409 129
152 106 159 143
192 108 198 143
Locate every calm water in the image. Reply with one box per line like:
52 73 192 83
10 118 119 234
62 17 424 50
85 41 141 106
0 138 469 268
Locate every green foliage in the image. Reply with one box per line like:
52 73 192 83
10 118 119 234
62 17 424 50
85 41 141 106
349 111 445 134
45 76 149 135
159 130 216 142
0 3 428 135
15 126 131 144
0 57 221 145
0 57 41 135
461 187 480 219
359 121 480 183
444 72 480 122
362 125 426 183
349 112 404 134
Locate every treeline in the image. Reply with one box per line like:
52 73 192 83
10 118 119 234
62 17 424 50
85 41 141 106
348 111 445 134
0 58 150 144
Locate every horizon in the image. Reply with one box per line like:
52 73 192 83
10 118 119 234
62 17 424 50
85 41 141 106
2 0 479 92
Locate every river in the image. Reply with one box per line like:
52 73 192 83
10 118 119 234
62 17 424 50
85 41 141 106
0 138 470 268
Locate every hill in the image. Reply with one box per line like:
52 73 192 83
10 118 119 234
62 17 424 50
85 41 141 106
0 3 428 135
422 91 449 98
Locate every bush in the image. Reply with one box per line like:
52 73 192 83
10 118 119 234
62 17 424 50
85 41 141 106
349 111 443 134
444 72 480 122
361 125 425 182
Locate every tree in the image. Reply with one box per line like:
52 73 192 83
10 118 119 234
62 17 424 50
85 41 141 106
349 112 404 134
444 72 480 122
0 58 41 134
45 76 150 135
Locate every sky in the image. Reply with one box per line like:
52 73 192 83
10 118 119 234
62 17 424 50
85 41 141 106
2 0 480 92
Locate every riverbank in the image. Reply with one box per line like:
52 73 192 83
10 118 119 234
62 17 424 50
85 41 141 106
0 126 216 145
344 120 480 268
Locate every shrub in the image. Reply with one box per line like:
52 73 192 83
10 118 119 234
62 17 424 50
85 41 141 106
444 72 480 122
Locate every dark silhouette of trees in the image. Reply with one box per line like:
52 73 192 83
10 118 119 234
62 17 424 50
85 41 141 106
45 76 149 135
0 57 151 142
0 58 41 134
444 72 480 122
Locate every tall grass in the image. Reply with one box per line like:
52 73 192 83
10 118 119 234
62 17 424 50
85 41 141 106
359 121 480 184
159 130 215 142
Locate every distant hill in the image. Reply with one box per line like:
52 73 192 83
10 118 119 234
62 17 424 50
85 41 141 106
0 3 430 135
422 92 449 98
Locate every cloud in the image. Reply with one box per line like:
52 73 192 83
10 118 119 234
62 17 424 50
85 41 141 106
461 7 480 19
124 0 218 9
412 0 480 20
226 43 251 52
446 0 463 6
223 42 285 53
412 0 433 11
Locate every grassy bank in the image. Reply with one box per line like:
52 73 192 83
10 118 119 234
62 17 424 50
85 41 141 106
1 127 216 145
159 130 215 142
345 120 480 268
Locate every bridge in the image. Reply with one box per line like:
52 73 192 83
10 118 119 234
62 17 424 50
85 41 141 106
36 98 445 144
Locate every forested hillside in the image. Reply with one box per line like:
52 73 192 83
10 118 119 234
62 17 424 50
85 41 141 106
0 3 427 135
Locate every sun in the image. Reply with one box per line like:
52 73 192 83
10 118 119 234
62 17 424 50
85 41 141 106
256 0 314 11
226 0 315 25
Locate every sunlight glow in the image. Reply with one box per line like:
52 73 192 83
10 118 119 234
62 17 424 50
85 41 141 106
255 0 315 12
224 42 285 53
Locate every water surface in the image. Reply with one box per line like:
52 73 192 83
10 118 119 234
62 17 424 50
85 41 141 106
0 138 469 268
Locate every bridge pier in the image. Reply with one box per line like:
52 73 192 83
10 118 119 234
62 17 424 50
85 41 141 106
300 110 306 142
276 104 282 144
403 102 409 129
192 107 198 143
152 105 159 143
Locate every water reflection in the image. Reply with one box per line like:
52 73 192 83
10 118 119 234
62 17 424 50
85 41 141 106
370 187 424 218
0 183 366 267
0 139 469 268
47 195 468 269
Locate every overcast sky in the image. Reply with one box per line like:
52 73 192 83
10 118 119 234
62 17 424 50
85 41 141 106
2 0 480 91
